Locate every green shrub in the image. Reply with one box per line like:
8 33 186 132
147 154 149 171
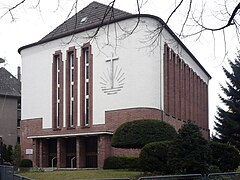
209 141 240 172
2 144 13 164
19 159 33 167
12 144 21 167
111 119 177 148
103 156 139 170
169 121 210 174
139 141 173 174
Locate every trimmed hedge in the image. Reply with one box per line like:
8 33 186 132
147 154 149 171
111 119 177 148
103 156 139 170
209 141 240 172
139 141 172 174
19 159 33 167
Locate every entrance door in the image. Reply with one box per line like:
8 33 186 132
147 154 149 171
86 136 98 168
48 139 57 167
66 138 76 168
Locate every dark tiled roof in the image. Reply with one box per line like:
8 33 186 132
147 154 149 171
40 1 131 42
0 67 21 97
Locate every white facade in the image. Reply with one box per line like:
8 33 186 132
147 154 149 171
21 17 208 129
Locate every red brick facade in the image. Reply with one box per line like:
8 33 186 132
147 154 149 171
163 43 209 132
80 42 93 128
20 107 209 168
66 46 78 128
52 51 64 129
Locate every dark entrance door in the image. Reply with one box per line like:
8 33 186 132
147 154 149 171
86 136 98 168
48 139 57 167
66 138 76 168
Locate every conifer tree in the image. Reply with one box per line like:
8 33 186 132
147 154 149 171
215 53 240 149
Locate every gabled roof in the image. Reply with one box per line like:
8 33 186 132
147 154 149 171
40 1 131 42
18 1 211 79
0 67 21 97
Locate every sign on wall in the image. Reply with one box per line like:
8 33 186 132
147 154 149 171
26 149 33 155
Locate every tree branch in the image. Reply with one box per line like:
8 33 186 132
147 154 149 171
166 0 184 24
179 0 192 37
0 0 27 20
195 2 240 31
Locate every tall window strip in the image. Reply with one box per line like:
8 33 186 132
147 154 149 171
69 52 74 127
56 55 60 128
84 48 89 126
80 43 92 127
66 47 78 128
52 51 63 129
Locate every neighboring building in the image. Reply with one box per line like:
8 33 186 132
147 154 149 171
0 67 21 146
18 1 211 168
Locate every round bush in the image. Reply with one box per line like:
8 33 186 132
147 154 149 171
103 156 139 170
19 159 33 167
111 119 177 148
209 141 240 172
139 141 172 174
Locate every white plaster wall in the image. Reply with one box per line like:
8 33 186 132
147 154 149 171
21 39 83 128
21 43 53 128
92 17 162 124
21 16 209 128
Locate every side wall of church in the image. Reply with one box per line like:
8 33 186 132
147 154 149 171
163 43 209 134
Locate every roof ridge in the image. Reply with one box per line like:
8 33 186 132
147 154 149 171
39 1 131 42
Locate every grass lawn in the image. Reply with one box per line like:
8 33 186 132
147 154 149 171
18 169 143 180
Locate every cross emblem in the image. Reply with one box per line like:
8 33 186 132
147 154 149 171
106 53 119 89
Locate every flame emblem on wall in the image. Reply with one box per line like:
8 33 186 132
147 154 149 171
100 55 125 95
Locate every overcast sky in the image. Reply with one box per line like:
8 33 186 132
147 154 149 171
0 0 239 135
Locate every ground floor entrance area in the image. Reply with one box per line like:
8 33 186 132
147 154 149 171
32 135 111 168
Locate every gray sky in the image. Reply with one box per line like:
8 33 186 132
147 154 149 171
0 0 239 134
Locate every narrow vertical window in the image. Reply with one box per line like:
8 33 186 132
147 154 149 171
69 52 74 127
80 43 92 127
56 56 60 128
66 47 78 128
52 51 63 130
84 48 89 126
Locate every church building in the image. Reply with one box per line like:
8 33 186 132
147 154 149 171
18 1 211 168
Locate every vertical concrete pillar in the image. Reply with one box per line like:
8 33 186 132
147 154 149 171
33 139 39 167
98 135 112 168
76 137 80 168
57 138 66 168
193 73 198 123
163 44 169 114
76 137 86 168
39 139 42 167
39 139 48 167
185 66 190 120
180 61 185 120
189 69 194 121
175 55 180 118
79 137 86 168
169 50 174 116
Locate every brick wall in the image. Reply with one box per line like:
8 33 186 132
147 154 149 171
163 43 209 137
